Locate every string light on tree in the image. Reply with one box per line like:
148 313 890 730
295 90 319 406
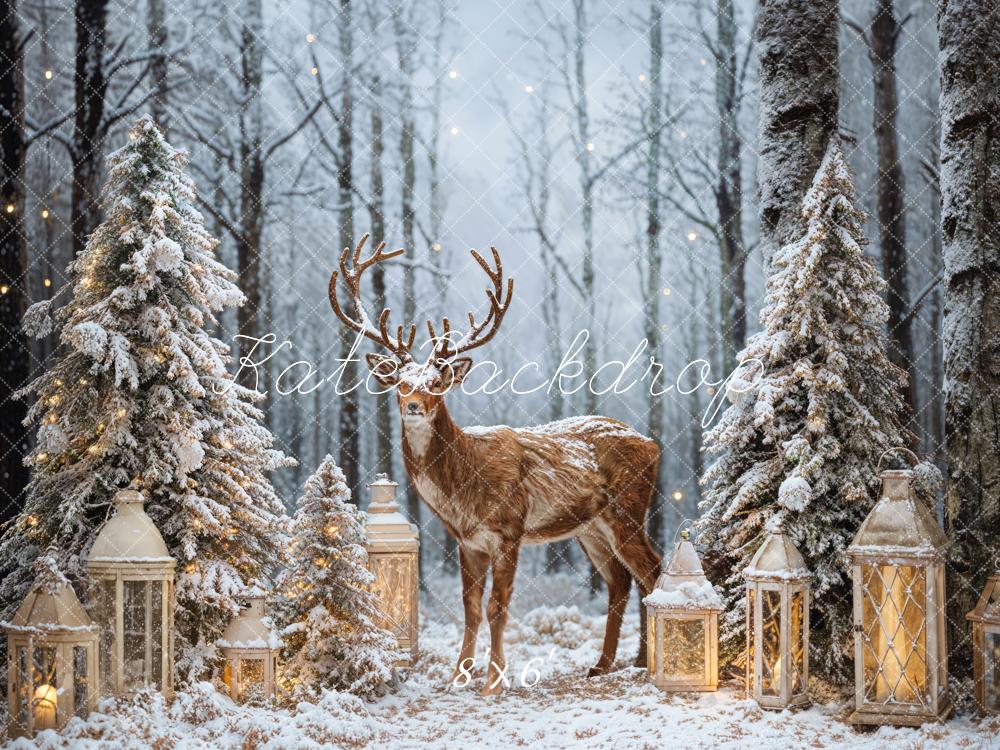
672 490 684 502
432 242 442 252
306 33 315 43
524 84 534 93
687 231 698 242
5 203 13 214
41 208 49 219
639 73 647 82
44 69 53 80
450 126 459 135
310 66 318 76
663 287 671 296
448 70 458 79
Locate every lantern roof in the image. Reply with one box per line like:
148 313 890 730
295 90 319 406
2 578 97 635
365 474 418 546
967 573 1000 625
847 469 949 560
744 530 811 582
87 488 175 565
219 593 281 652
644 537 722 611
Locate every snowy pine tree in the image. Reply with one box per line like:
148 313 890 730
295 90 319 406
0 116 292 682
698 142 907 680
278 456 398 698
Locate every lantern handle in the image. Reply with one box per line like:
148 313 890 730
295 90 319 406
672 519 696 545
876 447 919 472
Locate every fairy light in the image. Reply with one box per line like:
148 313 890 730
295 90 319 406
679 130 688 139
0 285 8 295
306 33 315 43
36 452 48 462
524 84 534 93
672 490 684 501
44 69 53 80
448 69 458 79
585 142 595 152
661 323 669 334
662 287 671 296
43 278 51 287
687 231 698 242
27 514 38 527
699 57 707 66
41 208 49 219
450 126 459 135
5 204 13 214
638 73 647 82
432 242 442 252
79 377 88 385
116 408 127 418
310 66 318 76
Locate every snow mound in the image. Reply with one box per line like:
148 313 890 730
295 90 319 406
777 476 811 511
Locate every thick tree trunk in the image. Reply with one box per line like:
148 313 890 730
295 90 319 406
337 0 360 501
715 0 746 371
71 0 110 256
756 0 839 260
938 0 1000 680
870 0 916 421
147 0 169 132
0 0 30 524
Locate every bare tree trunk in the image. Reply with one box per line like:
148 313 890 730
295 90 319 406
147 0 169 132
0 0 30 524
870 0 915 421
71 0 110 256
938 0 1000 680
715 0 746 370
336 0 361 500
756 0 839 260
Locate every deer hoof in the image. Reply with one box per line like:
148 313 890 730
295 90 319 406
480 680 504 697
587 664 611 678
632 652 647 669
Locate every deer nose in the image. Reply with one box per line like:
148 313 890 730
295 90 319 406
406 402 421 415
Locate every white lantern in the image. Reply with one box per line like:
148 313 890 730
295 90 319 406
364 474 419 666
846 457 951 726
744 527 811 710
86 488 176 697
967 572 1000 716
643 530 722 692
219 589 280 704
3 577 98 738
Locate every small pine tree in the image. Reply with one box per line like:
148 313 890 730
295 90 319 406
0 116 292 682
278 456 398 698
698 142 907 680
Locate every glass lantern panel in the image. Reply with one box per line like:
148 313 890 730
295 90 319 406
986 630 1000 712
647 614 656 673
371 555 412 638
91 578 116 690
238 658 265 704
31 646 58 731
789 590 805 695
660 617 705 681
150 581 163 689
123 580 153 690
16 646 29 730
860 564 927 705
746 591 754 692
760 590 781 696
73 646 89 718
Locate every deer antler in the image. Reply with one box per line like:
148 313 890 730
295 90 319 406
328 234 416 362
428 246 514 362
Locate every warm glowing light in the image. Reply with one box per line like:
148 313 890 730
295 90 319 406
662 287 671 296
116 408 127 418
450 126 459 135
679 130 688 139
432 242 442 252
687 231 698 242
27 514 38 527
585 142 595 152
79 377 88 385
33 684 57 730
221 439 233 449
0 285 7 295
41 208 49 219
310 66 318 76
524 84 534 93
35 452 48 462
306 33 316 43
672 490 684 501
43 277 51 287
661 323 669 333
81 276 92 288
448 70 458 79
699 58 707 66
5 204 14 214
48 395 60 406
44 69 53 80
86 444 99 454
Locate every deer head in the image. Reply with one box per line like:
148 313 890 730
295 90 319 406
328 234 514 421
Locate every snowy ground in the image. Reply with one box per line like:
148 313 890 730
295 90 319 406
6 573 1000 749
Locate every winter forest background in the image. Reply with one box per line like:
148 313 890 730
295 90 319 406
0 0 983 620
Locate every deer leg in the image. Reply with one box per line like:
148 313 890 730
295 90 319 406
609 524 661 668
481 540 520 696
451 544 490 686
578 532 632 677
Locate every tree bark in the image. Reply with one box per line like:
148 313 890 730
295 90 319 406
147 0 169 133
715 0 746 372
71 0 110 256
336 0 361 501
0 0 30 524
938 0 1000 679
870 0 916 421
756 0 839 260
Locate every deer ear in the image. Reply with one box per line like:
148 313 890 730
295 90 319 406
441 357 473 389
366 352 401 388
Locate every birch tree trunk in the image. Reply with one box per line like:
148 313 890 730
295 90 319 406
756 0 839 260
938 0 1000 678
0 0 30 524
336 0 361 500
147 0 169 133
870 0 915 419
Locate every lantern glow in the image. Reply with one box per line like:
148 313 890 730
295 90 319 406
643 529 721 692
364 474 420 666
967 572 1000 715
219 589 280 704
846 460 951 726
744 527 811 709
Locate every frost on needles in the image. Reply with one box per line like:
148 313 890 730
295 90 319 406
0 116 293 683
697 142 907 680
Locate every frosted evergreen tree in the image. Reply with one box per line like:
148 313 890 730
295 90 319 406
698 142 907 679
278 456 398 698
0 116 292 682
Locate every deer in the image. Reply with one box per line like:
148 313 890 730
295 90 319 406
329 235 662 696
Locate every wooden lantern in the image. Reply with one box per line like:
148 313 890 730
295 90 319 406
744 527 811 709
86 488 176 698
219 588 280 704
2 576 98 738
364 474 419 666
967 572 1000 716
643 530 722 692
846 459 951 726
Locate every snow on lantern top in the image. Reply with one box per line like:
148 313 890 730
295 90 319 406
744 528 811 582
87 488 174 563
2 576 97 635
847 468 949 560
366 474 418 547
218 591 281 651
643 531 722 611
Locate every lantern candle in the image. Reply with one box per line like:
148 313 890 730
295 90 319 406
219 587 281 704
643 529 722 692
